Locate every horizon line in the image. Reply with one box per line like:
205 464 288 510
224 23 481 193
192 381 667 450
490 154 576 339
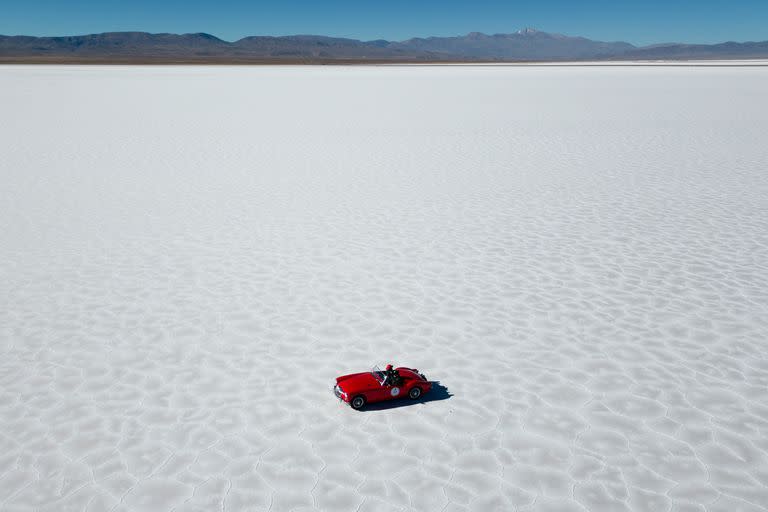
2 28 767 48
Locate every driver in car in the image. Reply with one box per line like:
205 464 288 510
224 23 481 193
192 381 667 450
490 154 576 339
383 364 403 387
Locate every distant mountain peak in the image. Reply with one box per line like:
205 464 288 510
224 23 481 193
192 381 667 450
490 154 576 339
516 28 539 35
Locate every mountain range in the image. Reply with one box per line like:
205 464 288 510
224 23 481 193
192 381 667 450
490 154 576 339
2 29 767 63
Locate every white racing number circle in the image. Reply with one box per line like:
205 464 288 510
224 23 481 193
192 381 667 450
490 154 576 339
390 387 400 397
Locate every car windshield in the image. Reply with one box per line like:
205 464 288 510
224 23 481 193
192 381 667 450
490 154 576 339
371 365 386 386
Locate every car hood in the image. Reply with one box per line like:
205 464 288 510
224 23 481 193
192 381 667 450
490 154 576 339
336 372 381 393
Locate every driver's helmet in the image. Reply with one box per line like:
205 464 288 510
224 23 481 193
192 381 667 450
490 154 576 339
386 364 393 371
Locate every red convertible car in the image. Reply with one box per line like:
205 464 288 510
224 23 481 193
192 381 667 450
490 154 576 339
334 365 431 410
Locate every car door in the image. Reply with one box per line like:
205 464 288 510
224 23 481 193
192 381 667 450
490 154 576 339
382 376 404 401
367 375 398 402
390 383 406 400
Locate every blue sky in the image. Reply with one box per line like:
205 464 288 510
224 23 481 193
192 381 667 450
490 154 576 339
1 0 767 46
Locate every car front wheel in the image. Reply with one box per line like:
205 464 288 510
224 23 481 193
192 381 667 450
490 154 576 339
351 395 366 410
409 387 422 400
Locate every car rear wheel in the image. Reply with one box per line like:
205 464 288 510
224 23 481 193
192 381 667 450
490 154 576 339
409 387 422 400
350 395 366 410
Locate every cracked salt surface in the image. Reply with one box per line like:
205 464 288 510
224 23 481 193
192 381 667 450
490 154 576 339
1 64 767 511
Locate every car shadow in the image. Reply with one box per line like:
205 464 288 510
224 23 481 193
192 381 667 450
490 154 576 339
359 381 452 411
